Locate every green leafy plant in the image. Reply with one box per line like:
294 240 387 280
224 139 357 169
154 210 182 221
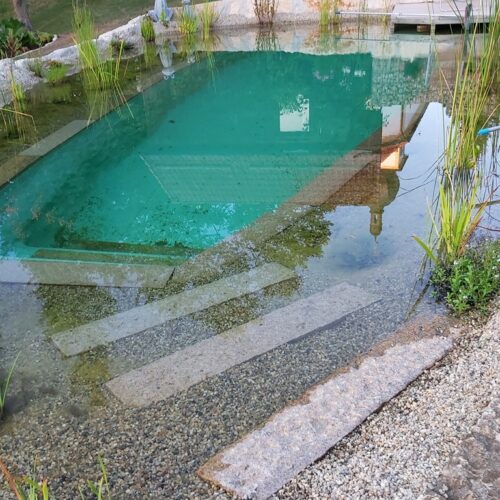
0 18 52 58
45 61 68 85
0 353 19 418
430 239 500 314
253 0 278 25
141 16 155 42
199 0 219 39
178 6 199 35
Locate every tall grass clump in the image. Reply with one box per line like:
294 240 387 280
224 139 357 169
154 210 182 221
253 0 278 25
141 16 155 42
319 0 331 28
0 74 36 140
72 2 124 92
414 6 500 313
200 0 219 39
178 5 199 35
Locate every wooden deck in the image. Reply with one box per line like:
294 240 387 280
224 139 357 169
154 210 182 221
391 0 493 31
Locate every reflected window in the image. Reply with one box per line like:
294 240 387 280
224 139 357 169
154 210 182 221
280 95 310 132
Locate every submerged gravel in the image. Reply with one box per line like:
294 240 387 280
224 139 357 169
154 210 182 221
276 303 500 500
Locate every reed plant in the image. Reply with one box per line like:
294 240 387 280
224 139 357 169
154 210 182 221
253 0 278 25
319 0 331 28
178 6 199 35
414 5 499 310
140 16 155 42
72 3 125 92
0 354 19 418
200 1 219 40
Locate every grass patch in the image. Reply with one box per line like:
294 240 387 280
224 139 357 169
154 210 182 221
45 61 68 85
28 58 43 77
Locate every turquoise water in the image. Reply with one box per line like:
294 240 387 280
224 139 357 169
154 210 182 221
0 51 383 262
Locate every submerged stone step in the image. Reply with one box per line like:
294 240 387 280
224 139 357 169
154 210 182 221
106 283 377 407
198 335 453 499
0 258 174 288
52 263 295 357
21 120 89 157
34 247 177 266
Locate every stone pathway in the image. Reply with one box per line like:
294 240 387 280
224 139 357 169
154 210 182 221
52 262 295 356
198 333 452 498
106 282 377 406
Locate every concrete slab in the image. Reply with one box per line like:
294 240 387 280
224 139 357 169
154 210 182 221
0 258 174 288
106 283 378 407
198 335 453 499
21 120 88 157
52 263 295 357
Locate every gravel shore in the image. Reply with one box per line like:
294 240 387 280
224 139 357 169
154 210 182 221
276 303 499 499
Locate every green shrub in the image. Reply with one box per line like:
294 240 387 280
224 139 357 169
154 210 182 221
0 18 52 58
430 239 500 314
141 16 155 42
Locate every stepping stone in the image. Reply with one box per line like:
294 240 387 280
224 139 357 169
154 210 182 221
52 263 295 357
21 120 88 157
106 283 378 407
0 258 174 288
198 335 453 499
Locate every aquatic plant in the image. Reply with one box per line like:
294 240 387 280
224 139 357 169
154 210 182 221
253 0 278 25
178 6 199 35
0 354 19 418
140 16 155 42
199 0 219 39
45 62 68 85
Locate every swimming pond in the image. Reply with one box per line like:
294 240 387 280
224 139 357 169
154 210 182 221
1 26 498 498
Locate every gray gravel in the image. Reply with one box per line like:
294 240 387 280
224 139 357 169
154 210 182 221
276 302 500 500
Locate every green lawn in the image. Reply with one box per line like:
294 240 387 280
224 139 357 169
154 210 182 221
0 0 209 34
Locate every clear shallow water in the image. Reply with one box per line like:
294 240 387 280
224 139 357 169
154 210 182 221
1 51 385 261
0 27 498 498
